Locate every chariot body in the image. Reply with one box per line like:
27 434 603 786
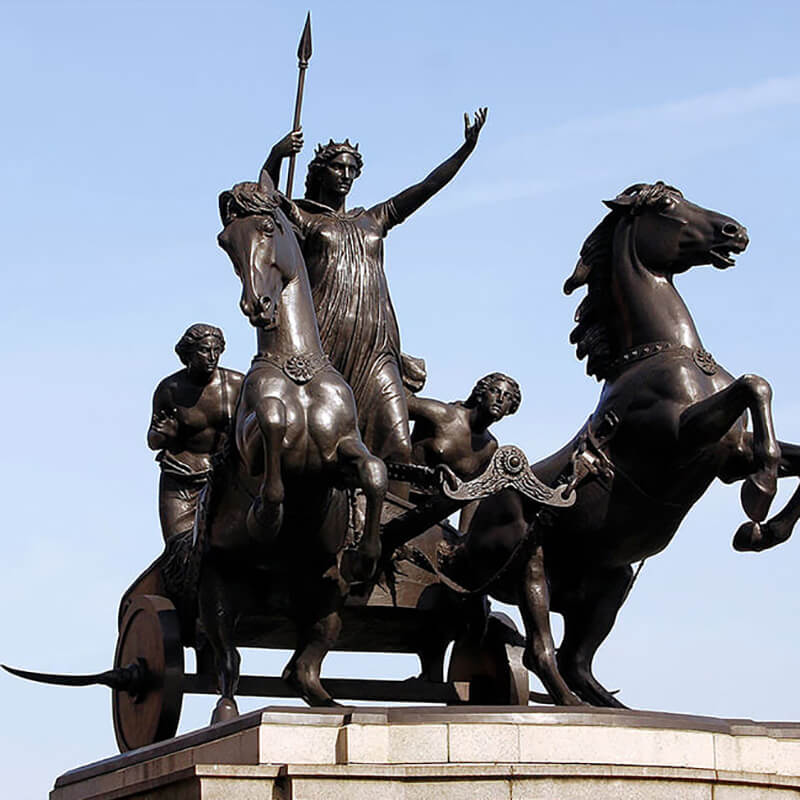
109 446 572 751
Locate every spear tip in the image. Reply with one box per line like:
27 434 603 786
297 12 312 64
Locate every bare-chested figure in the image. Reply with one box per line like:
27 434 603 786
408 372 521 529
147 324 244 541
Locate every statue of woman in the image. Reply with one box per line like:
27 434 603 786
147 324 243 541
408 372 521 530
261 110 487 472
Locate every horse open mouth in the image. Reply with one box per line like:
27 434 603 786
709 245 741 269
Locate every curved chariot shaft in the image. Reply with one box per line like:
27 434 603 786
2 661 148 693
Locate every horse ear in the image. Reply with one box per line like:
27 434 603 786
258 169 276 194
602 194 636 211
564 257 592 295
219 190 234 226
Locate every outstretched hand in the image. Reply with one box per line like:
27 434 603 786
463 107 488 148
273 129 304 159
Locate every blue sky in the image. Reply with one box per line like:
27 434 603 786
3 1 800 797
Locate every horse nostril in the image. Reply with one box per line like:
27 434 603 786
721 222 740 237
259 296 272 311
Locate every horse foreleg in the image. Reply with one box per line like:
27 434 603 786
556 566 633 707
518 545 583 706
198 557 241 723
336 435 388 583
247 396 286 543
282 568 346 706
679 374 779 522
723 437 800 552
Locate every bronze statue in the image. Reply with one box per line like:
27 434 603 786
408 373 521 529
199 171 387 718
262 109 487 475
418 183 800 708
147 324 243 541
10 12 800 753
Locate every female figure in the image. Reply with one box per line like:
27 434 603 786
408 372 521 529
147 324 244 541
262 110 487 469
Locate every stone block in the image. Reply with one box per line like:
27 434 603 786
193 728 261 766
404 777 512 800
258 723 342 765
387 724 448 764
518 724 715 769
448 723 520 763
715 733 800 777
510 776 711 799
341 723 390 763
713 786 800 800
200 776 275 800
291 776 404 800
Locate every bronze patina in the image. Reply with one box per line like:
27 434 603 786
5 16 800 756
262 108 487 474
424 183 800 707
148 324 243 542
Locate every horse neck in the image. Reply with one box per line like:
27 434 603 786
608 219 703 351
255 241 325 359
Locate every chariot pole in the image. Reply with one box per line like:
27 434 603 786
285 12 312 198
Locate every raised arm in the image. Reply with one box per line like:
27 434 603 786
386 108 487 223
260 129 304 191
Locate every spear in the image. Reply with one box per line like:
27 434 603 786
285 12 312 198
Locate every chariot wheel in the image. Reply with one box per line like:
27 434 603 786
112 594 184 752
447 612 531 705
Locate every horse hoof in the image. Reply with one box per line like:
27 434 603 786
765 519 793 546
282 667 340 707
740 473 776 522
211 697 239 725
734 519 791 552
340 549 376 584
733 521 764 552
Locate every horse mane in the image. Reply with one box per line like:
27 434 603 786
563 182 682 380
564 213 618 380
218 181 280 227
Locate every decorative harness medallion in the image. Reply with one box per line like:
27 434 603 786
442 445 575 508
253 352 330 385
692 348 718 375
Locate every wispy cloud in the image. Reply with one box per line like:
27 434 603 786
547 75 800 138
432 76 800 215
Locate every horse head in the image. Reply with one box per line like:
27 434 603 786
602 182 749 275
564 183 750 379
217 177 297 330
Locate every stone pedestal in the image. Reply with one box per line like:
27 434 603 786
52 705 800 799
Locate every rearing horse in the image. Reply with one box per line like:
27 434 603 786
458 182 800 707
197 173 387 719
